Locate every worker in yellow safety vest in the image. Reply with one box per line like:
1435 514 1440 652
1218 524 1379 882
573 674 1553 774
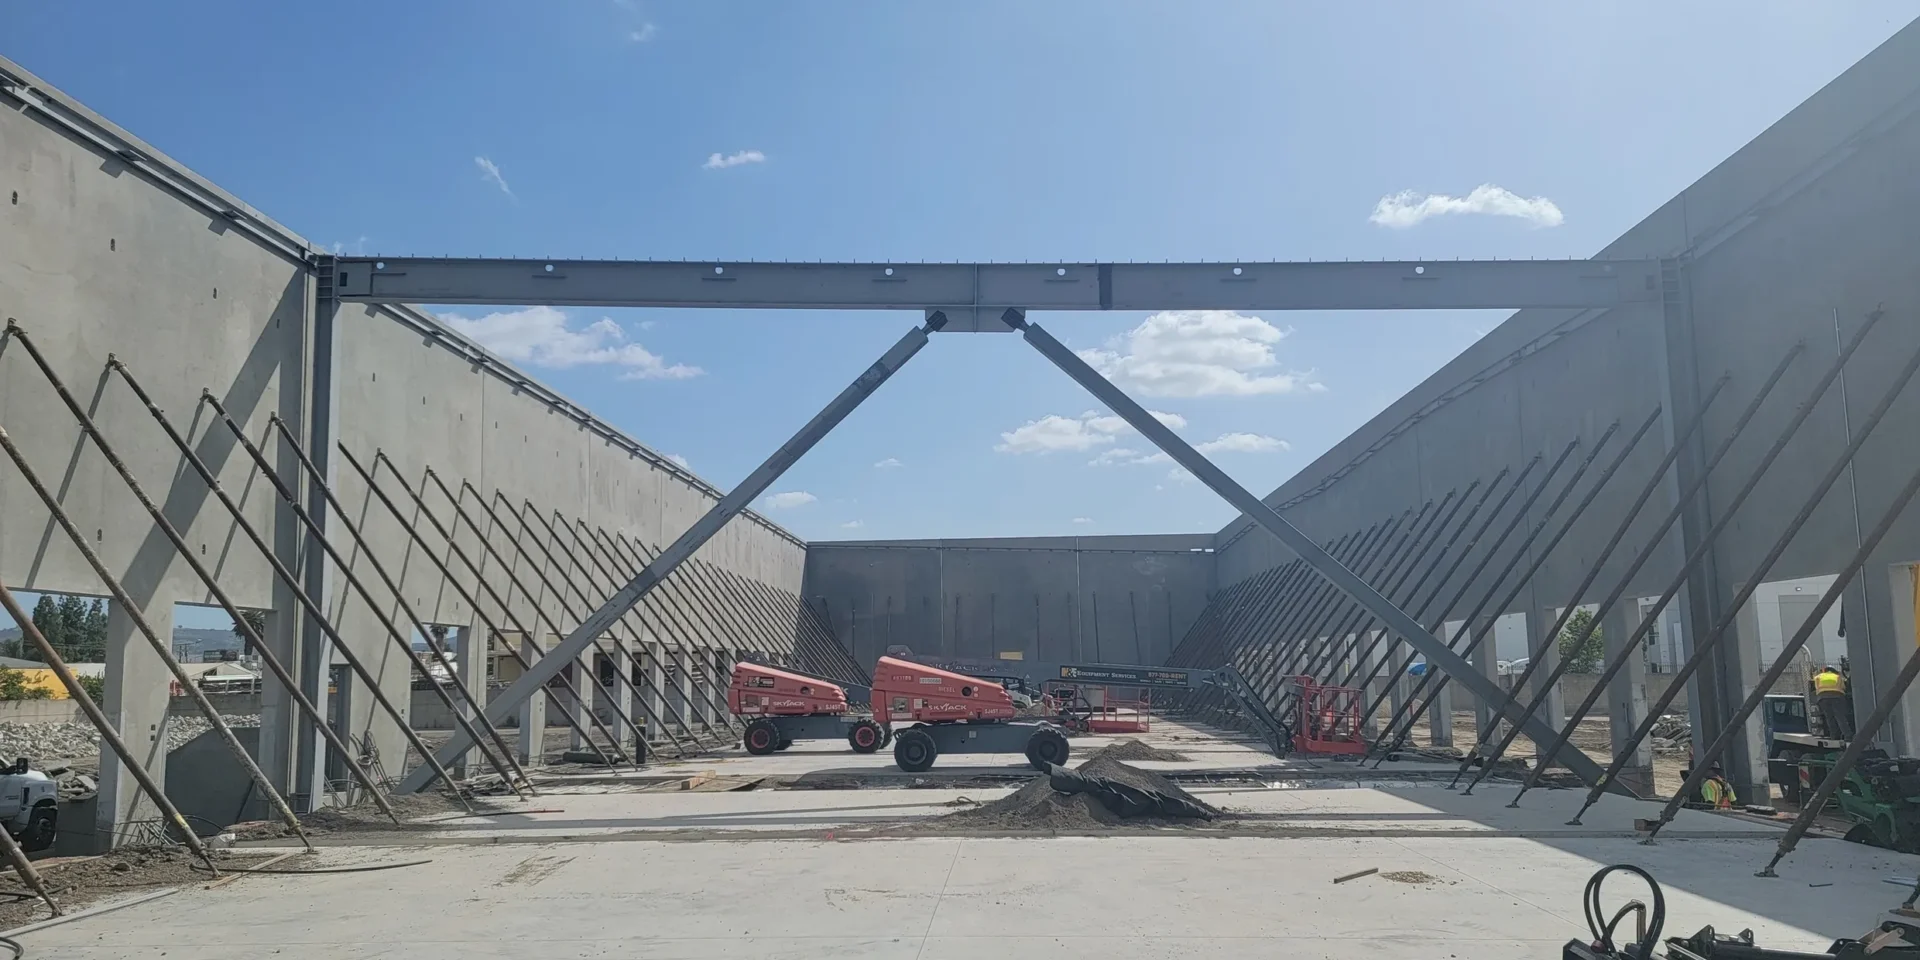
1813 665 1854 739
1696 762 1735 810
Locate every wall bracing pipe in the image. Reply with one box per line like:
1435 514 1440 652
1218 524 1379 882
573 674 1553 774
0 425 312 846
1650 454 1920 841
0 583 217 869
526 508 727 751
1247 526 1395 697
1293 487 1473 709
1760 467 1920 876
107 368 465 804
1433 406 1667 786
1235 530 1380 704
1016 313 1608 787
0 799 59 916
401 318 938 792
1346 456 1548 735
1592 316 1920 823
0 323 397 822
1342 464 1529 707
1289 502 1453 692
336 446 632 763
421 473 658 755
1370 429 1610 760
264 416 530 795
1459 362 1782 795
1529 329 1920 809
1252 515 1422 704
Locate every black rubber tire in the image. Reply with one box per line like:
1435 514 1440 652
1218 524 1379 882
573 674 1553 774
743 719 780 755
1025 727 1070 771
893 728 938 773
848 719 885 754
776 738 794 751
19 802 55 854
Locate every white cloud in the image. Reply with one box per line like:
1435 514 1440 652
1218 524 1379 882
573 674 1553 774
873 457 903 469
1369 184 1563 229
762 491 817 510
1071 517 1094 525
1077 312 1324 398
330 235 368 256
629 22 658 42
995 409 1185 455
664 453 691 470
703 149 766 170
1087 432 1287 466
638 319 659 331
474 156 514 199
440 306 702 380
1168 467 1197 484
840 519 864 529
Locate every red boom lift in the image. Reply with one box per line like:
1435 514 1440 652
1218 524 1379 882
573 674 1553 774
871 656 1071 773
728 661 888 755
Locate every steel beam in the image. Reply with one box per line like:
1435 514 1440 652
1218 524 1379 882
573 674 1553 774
396 319 938 792
1009 312 1607 785
336 257 1662 313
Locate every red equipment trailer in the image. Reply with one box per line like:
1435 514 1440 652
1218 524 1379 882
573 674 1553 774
728 661 889 755
1043 682 1153 734
871 656 1071 773
1290 676 1366 755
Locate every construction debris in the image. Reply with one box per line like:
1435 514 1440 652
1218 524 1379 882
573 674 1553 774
1332 867 1379 884
0 715 262 769
1650 714 1692 756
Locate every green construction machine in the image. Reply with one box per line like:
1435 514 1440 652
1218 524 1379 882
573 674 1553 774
1762 673 1920 851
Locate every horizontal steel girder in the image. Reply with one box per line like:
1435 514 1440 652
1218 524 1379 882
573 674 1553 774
334 257 1664 313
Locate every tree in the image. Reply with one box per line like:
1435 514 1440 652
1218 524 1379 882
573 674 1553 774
54 594 90 660
231 608 267 640
1558 608 1605 674
72 673 106 702
80 599 108 659
0 666 51 701
26 595 61 660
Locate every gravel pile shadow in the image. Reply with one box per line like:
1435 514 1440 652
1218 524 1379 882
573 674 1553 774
1079 739 1191 763
931 755 1219 832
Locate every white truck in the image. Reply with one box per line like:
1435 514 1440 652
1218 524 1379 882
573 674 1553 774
0 759 59 853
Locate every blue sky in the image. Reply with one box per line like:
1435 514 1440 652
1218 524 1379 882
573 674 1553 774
7 2 1914 550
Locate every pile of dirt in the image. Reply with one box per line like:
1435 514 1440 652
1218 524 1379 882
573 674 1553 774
933 755 1218 832
1380 870 1442 885
1079 739 1191 763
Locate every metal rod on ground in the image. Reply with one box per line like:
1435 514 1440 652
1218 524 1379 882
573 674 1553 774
1350 449 1563 741
1647 454 1920 840
0 425 312 848
106 367 465 805
1341 463 1532 710
1371 425 1624 762
1292 487 1472 713
0 322 397 823
1533 329 1919 810
336 446 631 764
263 416 531 797
1460 361 1783 796
1434 405 1667 786
1013 312 1609 786
418 473 657 759
0 582 218 871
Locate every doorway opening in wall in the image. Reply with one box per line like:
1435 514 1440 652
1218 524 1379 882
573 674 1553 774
0 588 109 701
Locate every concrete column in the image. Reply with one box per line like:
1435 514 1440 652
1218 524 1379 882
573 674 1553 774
97 592 175 851
1470 617 1499 738
254 605 299 811
1361 634 1385 738
605 635 632 755
643 644 666 744
1428 623 1457 747
1602 602 1653 795
450 625 485 779
674 648 700 730
1728 590 1771 800
516 634 546 767
1529 608 1565 763
569 655 593 752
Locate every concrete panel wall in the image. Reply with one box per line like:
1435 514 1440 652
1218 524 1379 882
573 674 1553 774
803 535 1216 670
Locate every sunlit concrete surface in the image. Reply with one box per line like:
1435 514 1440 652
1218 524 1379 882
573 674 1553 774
20 831 1917 959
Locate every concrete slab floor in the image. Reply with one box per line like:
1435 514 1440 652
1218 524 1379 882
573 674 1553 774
19 832 1920 958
